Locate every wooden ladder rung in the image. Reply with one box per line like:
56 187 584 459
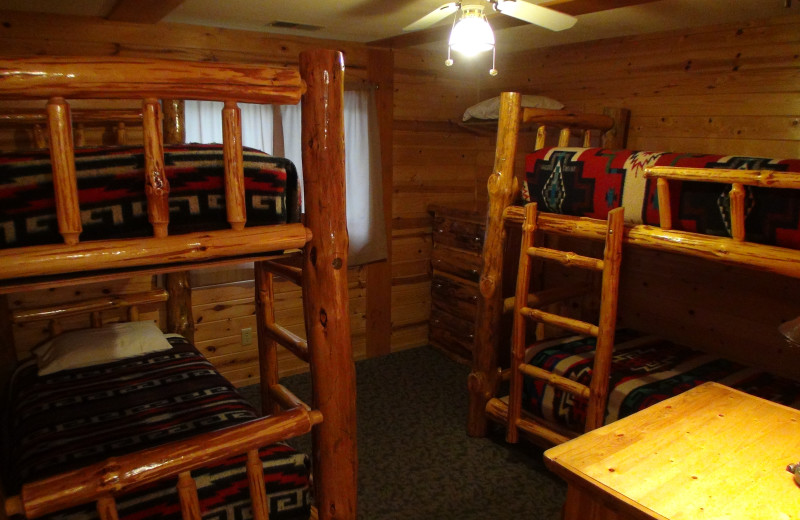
503 283 592 314
515 416 572 446
268 383 312 412
264 322 309 362
518 363 591 399
263 261 303 286
485 397 571 446
528 246 604 271
520 307 599 336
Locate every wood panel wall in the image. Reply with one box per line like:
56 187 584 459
1 10 798 381
471 14 800 377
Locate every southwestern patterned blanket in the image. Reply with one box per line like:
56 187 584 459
522 331 800 431
523 147 800 249
0 144 300 249
3 336 310 520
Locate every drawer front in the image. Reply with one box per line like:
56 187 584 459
429 307 475 343
432 216 485 253
430 271 479 322
431 243 482 282
429 325 473 360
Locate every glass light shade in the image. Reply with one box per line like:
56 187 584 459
449 9 494 56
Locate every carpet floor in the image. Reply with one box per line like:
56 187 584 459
239 345 566 520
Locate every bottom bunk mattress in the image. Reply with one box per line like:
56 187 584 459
3 334 310 520
522 330 800 431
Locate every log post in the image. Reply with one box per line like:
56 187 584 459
729 182 745 241
116 122 127 146
142 98 169 238
162 100 186 145
95 496 119 520
601 108 630 149
222 100 246 231
246 450 270 520
468 92 521 438
255 261 280 417
46 97 82 245
166 272 194 343
177 472 202 520
299 49 357 520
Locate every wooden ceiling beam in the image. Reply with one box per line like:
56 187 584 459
107 0 186 24
367 0 661 49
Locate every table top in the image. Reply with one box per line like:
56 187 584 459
544 382 800 520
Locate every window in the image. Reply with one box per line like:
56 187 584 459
185 90 386 265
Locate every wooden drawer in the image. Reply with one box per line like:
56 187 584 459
430 307 475 343
429 324 473 361
432 216 485 253
431 243 482 282
430 271 479 322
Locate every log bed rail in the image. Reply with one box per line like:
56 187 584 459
3 290 320 520
468 91 800 439
0 107 143 148
0 56 306 282
0 50 357 520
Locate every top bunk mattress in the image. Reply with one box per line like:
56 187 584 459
0 144 300 249
523 147 800 249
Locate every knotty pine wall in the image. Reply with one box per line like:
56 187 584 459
472 13 800 378
1 10 798 382
0 10 483 386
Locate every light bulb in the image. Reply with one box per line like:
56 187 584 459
448 7 494 57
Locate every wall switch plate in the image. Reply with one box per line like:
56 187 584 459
241 327 253 345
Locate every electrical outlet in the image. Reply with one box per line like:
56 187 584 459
241 327 253 346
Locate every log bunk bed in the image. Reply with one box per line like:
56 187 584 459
0 50 356 520
467 92 800 447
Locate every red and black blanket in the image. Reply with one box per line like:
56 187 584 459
3 336 310 520
0 144 300 249
522 331 800 430
523 147 800 249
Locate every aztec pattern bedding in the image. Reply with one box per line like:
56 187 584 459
2 335 310 520
523 147 800 249
522 331 800 430
0 144 300 249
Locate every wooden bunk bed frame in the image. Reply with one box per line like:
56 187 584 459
467 91 800 444
0 106 143 149
0 50 356 520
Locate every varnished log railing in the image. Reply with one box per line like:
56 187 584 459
5 409 322 519
0 224 311 282
646 165 800 243
0 107 143 149
501 205 800 279
11 289 168 324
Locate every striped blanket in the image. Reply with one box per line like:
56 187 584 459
3 336 310 520
522 331 800 430
523 148 800 249
0 144 300 249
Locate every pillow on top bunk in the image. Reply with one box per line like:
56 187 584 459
33 320 173 376
462 95 564 121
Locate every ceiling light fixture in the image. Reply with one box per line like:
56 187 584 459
445 5 498 76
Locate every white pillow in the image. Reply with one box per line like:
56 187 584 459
462 95 564 121
33 321 173 376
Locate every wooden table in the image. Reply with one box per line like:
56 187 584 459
544 382 800 520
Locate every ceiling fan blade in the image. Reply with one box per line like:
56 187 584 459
495 0 577 31
403 2 460 32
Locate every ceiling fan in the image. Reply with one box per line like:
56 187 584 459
404 0 578 33
404 1 577 75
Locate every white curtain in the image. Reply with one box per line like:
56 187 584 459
185 92 387 266
184 101 274 153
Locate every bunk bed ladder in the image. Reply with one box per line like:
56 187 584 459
504 203 624 445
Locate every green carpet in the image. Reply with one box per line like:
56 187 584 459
239 345 565 519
